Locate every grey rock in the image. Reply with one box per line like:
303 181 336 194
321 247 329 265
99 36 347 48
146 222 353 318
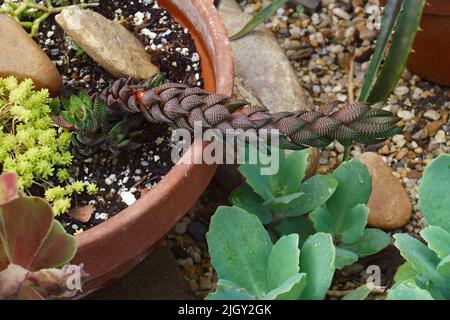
55 9 159 81
219 0 312 113
187 221 208 243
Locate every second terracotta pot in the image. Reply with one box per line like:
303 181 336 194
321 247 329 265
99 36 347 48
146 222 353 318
407 0 450 85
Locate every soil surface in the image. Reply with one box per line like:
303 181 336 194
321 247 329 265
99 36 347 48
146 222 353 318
1 0 204 234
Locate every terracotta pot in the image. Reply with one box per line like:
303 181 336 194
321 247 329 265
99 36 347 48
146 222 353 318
72 0 233 295
381 0 450 85
407 0 450 85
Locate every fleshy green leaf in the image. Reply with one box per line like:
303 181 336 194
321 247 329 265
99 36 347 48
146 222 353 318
263 273 307 300
277 149 309 195
206 280 255 300
267 234 300 290
420 226 450 259
335 247 359 270
238 145 281 201
394 262 418 283
341 284 372 300
367 0 426 103
229 184 273 224
386 281 434 300
326 159 372 230
339 229 390 257
339 204 370 245
263 192 304 212
359 0 402 102
419 154 450 233
394 233 450 298
230 0 288 41
271 216 315 247
437 255 450 277
207 206 272 298
309 207 333 233
299 233 335 300
394 233 440 277
286 174 338 217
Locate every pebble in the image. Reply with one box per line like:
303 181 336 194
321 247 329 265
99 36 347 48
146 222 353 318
175 217 191 234
394 86 410 96
0 15 62 95
435 130 447 143
55 8 159 81
199 273 212 290
398 110 413 121
120 191 137 206
332 8 351 20
423 110 441 121
187 221 208 243
358 152 412 230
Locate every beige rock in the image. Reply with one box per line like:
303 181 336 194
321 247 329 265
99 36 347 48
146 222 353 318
218 0 312 113
68 205 95 223
0 14 62 95
358 152 412 230
55 9 159 81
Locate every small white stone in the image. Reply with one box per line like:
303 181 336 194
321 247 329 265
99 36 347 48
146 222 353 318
398 110 413 121
423 110 441 121
394 86 409 97
95 212 109 220
120 191 137 206
175 217 190 234
434 130 447 143
104 178 113 185
332 8 351 20
191 52 200 62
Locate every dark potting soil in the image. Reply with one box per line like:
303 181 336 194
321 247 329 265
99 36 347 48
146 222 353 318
8 0 204 234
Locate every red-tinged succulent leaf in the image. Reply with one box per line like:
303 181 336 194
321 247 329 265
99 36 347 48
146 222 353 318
0 233 10 271
0 173 19 206
30 221 77 271
16 284 45 300
0 264 29 299
1 196 53 269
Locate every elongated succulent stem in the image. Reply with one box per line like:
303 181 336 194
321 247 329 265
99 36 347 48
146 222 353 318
96 78 403 151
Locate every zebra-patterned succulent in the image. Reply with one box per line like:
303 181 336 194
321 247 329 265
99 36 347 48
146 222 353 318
98 77 402 150
51 91 140 156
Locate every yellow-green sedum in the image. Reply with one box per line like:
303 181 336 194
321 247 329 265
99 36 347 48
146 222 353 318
0 77 96 216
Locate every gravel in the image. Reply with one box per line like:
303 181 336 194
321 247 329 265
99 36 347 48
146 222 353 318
167 0 449 299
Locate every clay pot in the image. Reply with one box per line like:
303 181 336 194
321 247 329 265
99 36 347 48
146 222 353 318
381 0 450 85
72 0 233 295
407 0 450 85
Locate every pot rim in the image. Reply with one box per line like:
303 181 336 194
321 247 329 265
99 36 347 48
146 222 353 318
423 0 450 16
75 0 232 249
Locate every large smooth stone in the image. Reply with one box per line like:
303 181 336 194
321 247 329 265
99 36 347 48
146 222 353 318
358 152 412 230
55 9 159 81
219 0 312 112
0 14 62 95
